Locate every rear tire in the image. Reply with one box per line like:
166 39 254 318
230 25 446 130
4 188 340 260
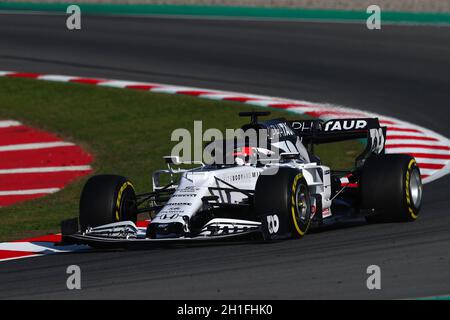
255 167 312 238
361 154 422 223
79 174 137 231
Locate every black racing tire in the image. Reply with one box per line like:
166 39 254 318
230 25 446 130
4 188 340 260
361 154 423 223
255 167 312 238
79 174 137 231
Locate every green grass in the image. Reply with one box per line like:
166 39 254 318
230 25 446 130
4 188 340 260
0 77 362 241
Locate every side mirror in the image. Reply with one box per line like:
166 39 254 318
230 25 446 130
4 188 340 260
164 156 181 165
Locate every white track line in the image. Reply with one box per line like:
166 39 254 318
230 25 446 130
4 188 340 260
0 254 43 263
99 80 146 88
0 188 60 196
385 143 449 149
418 168 439 176
386 132 434 139
0 165 92 174
0 141 74 152
0 241 82 253
197 93 243 100
411 158 449 165
388 148 450 155
385 139 446 146
37 75 77 82
0 120 21 128
0 242 58 252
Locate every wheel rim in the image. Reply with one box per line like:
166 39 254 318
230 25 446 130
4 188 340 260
119 187 137 222
295 184 309 223
409 169 423 208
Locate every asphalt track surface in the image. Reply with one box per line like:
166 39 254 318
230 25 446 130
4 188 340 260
0 13 449 299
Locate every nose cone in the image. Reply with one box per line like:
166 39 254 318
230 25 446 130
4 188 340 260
151 171 212 232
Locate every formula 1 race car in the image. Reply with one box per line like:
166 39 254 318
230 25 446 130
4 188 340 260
61 111 423 247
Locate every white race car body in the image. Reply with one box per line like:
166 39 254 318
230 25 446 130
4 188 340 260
150 161 331 237
61 112 396 248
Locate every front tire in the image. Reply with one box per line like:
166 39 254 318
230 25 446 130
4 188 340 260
255 167 312 238
361 154 423 223
79 174 137 231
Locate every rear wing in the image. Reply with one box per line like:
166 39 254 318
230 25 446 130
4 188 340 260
288 118 387 163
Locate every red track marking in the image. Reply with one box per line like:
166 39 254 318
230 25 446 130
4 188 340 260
125 84 161 90
176 90 214 96
305 110 365 118
0 171 91 191
379 119 398 125
223 97 261 102
0 193 48 206
0 146 92 169
408 153 450 159
6 72 41 79
386 144 450 150
0 120 93 207
0 125 60 146
69 78 108 85
267 103 313 109
387 135 438 141
0 250 38 260
345 183 359 188
418 163 445 170
14 234 62 243
387 127 422 133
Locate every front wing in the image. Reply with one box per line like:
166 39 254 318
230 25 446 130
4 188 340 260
60 218 265 249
